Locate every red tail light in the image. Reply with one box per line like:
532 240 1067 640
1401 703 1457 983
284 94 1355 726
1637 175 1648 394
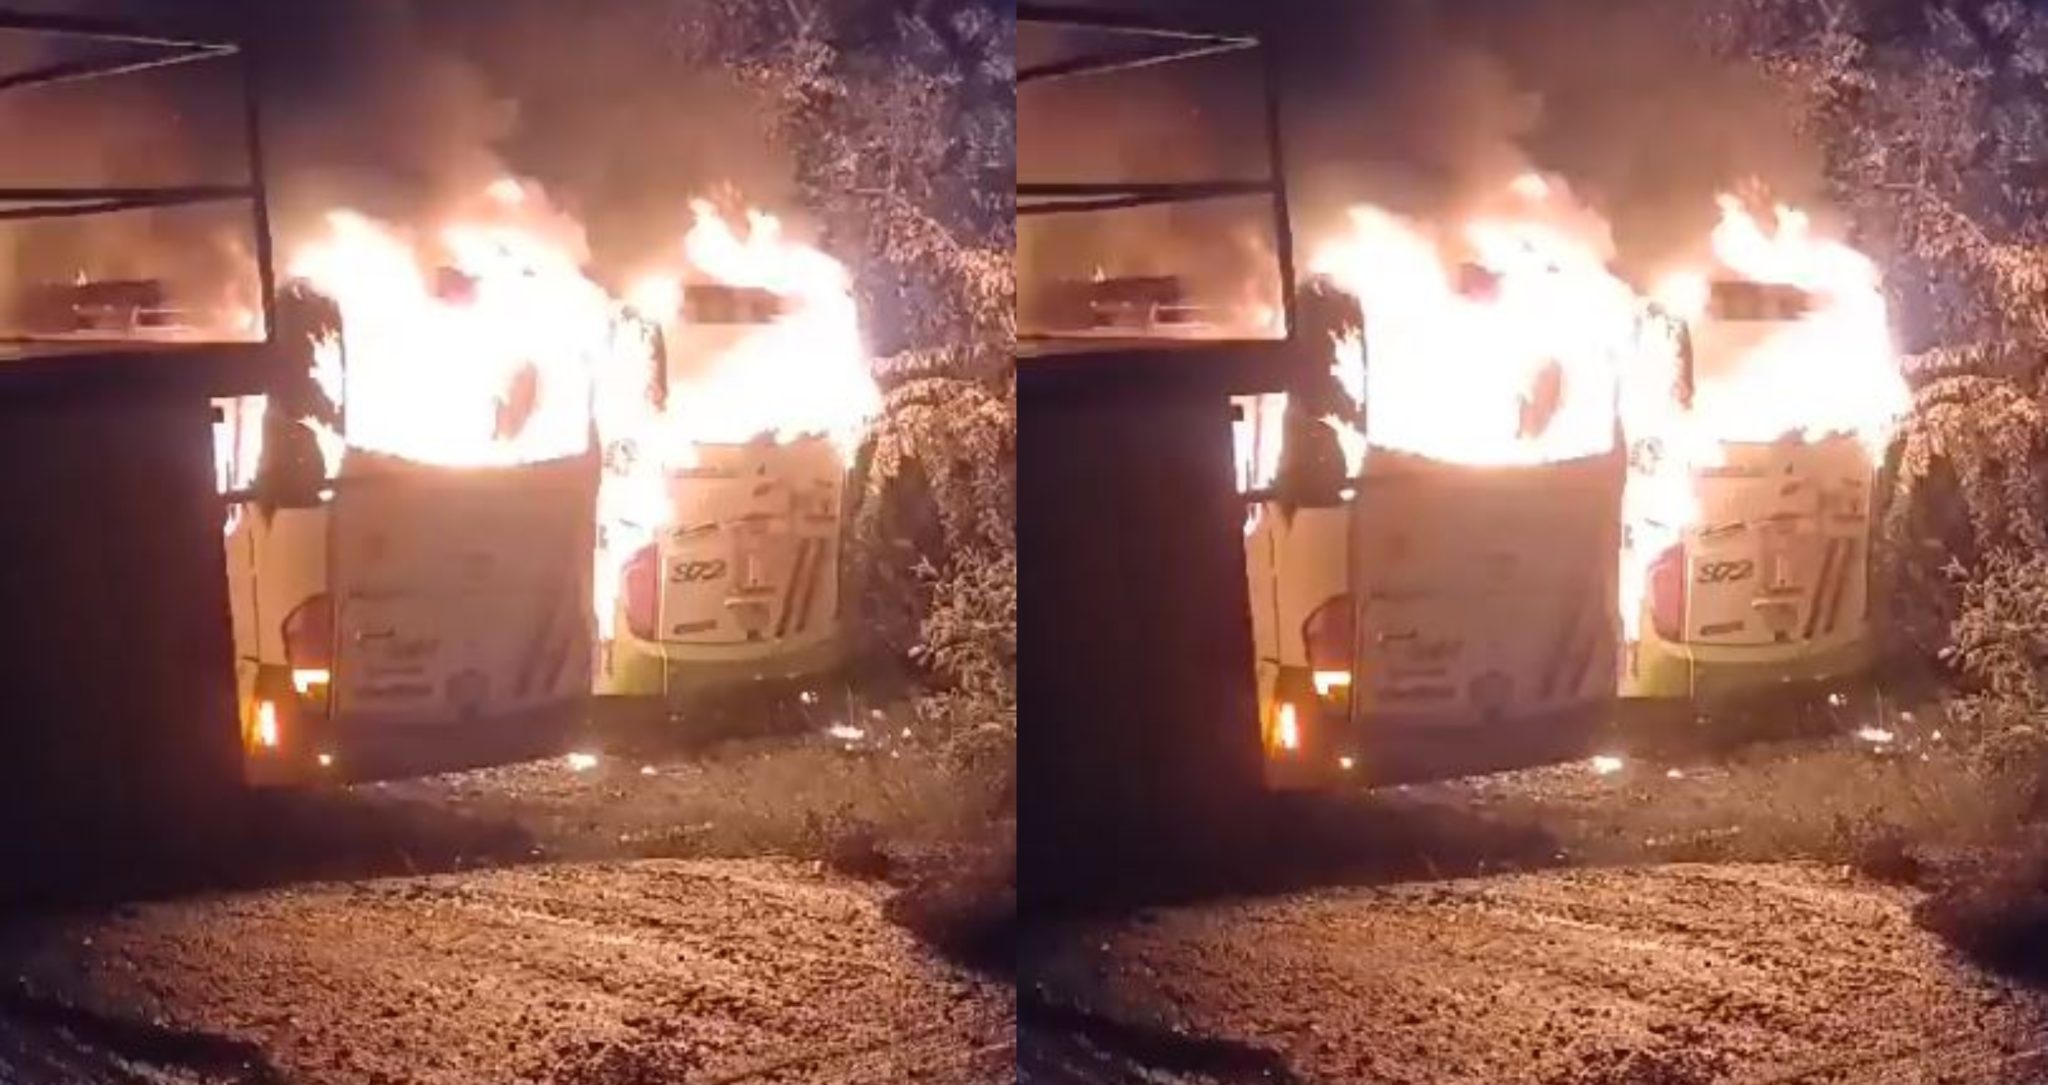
623 543 661 641
281 593 333 669
1302 594 1354 672
1649 544 1687 642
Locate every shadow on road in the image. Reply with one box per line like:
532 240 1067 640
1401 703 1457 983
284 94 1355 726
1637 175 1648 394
1026 788 1567 921
0 697 844 915
0 787 540 914
1019 989 1304 1085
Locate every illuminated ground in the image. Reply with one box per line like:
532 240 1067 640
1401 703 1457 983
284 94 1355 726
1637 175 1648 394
0 735 1013 1085
1021 862 2048 1084
1020 728 2048 1084
0 859 1009 1085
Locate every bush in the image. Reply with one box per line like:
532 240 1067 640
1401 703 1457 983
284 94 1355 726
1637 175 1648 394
1882 372 2048 663
847 370 1016 769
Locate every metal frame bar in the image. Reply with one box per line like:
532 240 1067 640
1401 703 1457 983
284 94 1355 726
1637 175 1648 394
1017 4 1253 46
0 42 234 96
0 9 274 349
1020 38 1251 85
1018 180 1278 217
1018 4 1297 340
0 10 234 50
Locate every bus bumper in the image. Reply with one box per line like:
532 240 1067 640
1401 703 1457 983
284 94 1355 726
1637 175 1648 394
240 664 584 787
1622 634 1875 707
595 632 845 709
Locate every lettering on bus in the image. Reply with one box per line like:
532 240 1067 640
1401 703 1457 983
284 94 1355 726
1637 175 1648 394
1696 559 1755 585
669 559 727 584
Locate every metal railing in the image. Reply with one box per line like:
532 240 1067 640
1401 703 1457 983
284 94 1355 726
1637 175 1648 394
1018 3 1296 343
0 9 276 348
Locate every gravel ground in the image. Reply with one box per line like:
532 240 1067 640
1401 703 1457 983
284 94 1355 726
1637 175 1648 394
0 729 1013 1085
0 858 1011 1085
1018 724 2048 1085
1020 862 2048 1084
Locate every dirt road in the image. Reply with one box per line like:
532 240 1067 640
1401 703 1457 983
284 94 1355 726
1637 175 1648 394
1021 861 2048 1084
0 857 1010 1085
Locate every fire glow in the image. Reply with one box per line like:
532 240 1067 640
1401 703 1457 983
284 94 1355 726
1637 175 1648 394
1648 196 1906 460
225 178 875 638
1309 175 1640 470
1267 177 1903 644
276 181 873 474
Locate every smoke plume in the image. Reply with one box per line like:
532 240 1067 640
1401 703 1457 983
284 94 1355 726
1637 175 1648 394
0 0 800 322
1020 0 1827 303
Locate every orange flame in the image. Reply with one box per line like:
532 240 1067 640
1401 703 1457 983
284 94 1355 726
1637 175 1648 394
1262 182 1902 645
251 177 873 641
1308 175 1637 468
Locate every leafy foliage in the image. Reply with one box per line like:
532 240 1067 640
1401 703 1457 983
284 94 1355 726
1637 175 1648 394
1881 370 2048 661
686 1 1017 753
693 0 1014 361
846 373 1017 748
1685 2 2048 745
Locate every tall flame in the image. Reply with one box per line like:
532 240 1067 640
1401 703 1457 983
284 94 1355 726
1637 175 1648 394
1618 196 1904 641
1308 175 1638 468
1648 197 1906 459
1262 181 1903 645
232 177 875 641
285 197 610 471
659 201 877 459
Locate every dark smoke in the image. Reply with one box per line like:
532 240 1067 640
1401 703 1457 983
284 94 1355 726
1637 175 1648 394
433 0 795 282
1282 0 1827 276
0 0 798 318
1017 35 1286 327
1021 0 1827 298
1438 0 1824 276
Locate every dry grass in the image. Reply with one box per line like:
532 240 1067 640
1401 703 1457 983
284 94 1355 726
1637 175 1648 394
414 736 999 866
394 722 1019 972
1442 719 2048 983
1455 737 2024 873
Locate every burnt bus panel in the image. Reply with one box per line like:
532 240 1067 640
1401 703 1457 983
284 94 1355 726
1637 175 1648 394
330 453 597 736
681 284 785 325
1350 449 1624 783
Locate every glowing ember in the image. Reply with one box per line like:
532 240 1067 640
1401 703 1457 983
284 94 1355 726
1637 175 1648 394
1590 754 1625 775
565 751 600 772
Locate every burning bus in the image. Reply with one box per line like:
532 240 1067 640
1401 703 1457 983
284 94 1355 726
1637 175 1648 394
1236 181 1907 789
210 193 614 784
1619 199 1906 712
591 212 876 716
1243 179 1636 787
201 184 873 785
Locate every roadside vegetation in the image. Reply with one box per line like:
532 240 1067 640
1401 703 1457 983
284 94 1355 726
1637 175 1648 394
1393 0 2048 983
1693 0 2048 979
712 0 1017 963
